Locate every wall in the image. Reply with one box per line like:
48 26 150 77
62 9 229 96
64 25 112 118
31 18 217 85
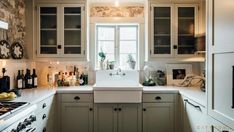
0 0 31 89
0 0 26 44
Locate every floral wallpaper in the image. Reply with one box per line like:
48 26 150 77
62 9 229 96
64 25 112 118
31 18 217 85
90 6 144 17
0 0 25 44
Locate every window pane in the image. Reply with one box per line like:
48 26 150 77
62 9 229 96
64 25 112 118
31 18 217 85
119 26 137 69
119 27 137 40
98 41 115 54
120 54 137 69
98 27 115 40
120 41 137 54
97 26 116 66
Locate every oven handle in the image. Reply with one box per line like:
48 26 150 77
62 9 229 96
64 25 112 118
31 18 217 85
232 66 234 109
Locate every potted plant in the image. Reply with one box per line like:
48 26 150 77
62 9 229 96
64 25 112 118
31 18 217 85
98 49 106 70
127 54 136 70
108 61 115 70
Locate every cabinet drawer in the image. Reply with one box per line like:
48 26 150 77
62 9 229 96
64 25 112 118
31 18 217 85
143 94 174 103
35 95 54 115
61 94 93 103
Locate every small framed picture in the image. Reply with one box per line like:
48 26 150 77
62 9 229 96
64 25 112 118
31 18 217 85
166 64 193 85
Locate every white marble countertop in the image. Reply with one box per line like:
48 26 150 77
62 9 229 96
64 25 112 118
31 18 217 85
12 85 206 107
143 86 206 107
13 87 56 104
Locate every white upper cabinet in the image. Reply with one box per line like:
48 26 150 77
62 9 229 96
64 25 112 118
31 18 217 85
149 3 199 58
207 0 234 130
36 4 86 58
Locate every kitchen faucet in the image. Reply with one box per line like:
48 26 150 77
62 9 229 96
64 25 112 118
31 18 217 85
109 68 126 76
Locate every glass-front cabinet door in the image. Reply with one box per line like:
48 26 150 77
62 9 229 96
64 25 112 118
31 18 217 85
39 6 58 56
151 5 173 57
62 5 84 57
176 6 197 55
37 4 85 58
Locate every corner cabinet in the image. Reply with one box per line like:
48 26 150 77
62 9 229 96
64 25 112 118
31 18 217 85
149 4 198 58
36 4 86 58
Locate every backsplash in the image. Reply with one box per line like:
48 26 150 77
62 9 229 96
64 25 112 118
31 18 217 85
0 0 25 44
35 61 95 87
0 60 34 89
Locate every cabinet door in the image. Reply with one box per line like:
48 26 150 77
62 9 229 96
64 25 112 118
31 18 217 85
182 96 209 132
38 5 60 57
61 103 93 132
175 5 198 55
143 103 174 132
208 53 234 129
150 5 173 57
94 104 118 132
118 104 142 132
62 5 85 57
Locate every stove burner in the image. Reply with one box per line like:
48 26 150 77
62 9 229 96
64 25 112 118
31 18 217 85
0 102 28 119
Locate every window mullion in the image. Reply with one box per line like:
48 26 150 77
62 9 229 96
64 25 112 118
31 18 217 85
115 25 120 68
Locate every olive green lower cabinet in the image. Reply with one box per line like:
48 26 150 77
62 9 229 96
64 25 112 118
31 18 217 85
59 94 94 132
142 93 176 132
94 103 142 132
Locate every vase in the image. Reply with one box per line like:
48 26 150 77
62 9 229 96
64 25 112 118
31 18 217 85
129 61 136 69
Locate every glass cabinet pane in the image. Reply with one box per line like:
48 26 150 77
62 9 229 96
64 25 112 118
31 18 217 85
64 7 82 55
177 7 195 54
153 7 171 54
40 7 57 54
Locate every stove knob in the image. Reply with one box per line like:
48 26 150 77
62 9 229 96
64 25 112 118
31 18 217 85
29 115 37 122
11 129 16 132
24 118 32 126
17 122 27 131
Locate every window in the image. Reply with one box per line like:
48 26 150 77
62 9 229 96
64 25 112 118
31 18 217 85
96 24 138 70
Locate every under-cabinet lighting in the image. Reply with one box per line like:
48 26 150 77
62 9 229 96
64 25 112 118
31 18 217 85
0 20 8 30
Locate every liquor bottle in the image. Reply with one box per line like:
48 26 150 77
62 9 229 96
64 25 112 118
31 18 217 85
25 69 32 88
32 69 37 88
16 70 23 89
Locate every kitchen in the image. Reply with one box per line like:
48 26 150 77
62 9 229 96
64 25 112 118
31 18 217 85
0 0 233 132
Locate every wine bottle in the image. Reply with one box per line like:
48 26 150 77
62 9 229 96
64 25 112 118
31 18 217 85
32 69 37 88
21 70 25 89
25 69 32 88
16 70 23 89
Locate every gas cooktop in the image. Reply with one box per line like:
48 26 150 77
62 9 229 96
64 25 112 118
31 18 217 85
0 102 29 119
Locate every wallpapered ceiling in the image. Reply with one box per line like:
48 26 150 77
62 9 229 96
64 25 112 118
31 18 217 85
0 0 25 44
90 6 144 17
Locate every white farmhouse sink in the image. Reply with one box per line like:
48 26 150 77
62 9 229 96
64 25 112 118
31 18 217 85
94 70 143 103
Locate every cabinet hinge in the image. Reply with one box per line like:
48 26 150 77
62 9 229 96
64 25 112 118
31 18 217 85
83 7 85 11
35 6 37 11
150 50 152 55
198 6 200 11
150 6 152 11
35 50 37 55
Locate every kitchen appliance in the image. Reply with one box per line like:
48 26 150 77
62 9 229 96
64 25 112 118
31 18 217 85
0 102 37 132
0 102 28 119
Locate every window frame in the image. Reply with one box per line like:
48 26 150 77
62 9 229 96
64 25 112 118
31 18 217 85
95 24 139 70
